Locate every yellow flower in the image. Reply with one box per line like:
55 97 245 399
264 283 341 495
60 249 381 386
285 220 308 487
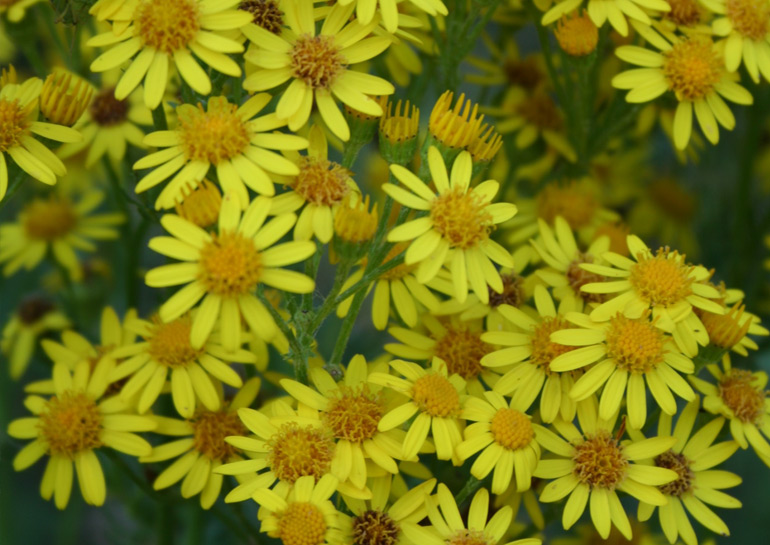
543 0 671 36
7 358 155 509
481 285 583 424
549 310 696 430
0 185 124 280
697 299 768 355
39 70 94 127
145 193 315 352
532 216 612 310
386 313 497 396
534 400 677 539
280 355 405 490
339 475 437 545
384 147 517 304
457 391 543 494
404 484 541 545
252 474 344 545
58 70 152 168
580 234 724 352
335 0 447 32
269 125 358 243
139 378 260 509
706 0 770 82
242 0 394 141
634 399 742 545
88 0 252 109
0 77 81 199
134 94 307 210
110 313 258 418
0 0 45 22
690 356 770 463
613 32 753 149
1 298 69 380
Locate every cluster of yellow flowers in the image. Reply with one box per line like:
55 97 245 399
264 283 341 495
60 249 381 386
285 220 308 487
2 0 770 544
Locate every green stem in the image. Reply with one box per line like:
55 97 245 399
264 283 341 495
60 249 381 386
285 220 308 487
256 287 308 383
341 139 364 170
1 168 26 210
328 286 368 365
309 258 353 332
43 9 73 71
454 476 483 510
301 242 323 313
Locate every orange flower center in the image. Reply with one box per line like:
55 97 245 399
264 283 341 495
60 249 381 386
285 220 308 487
655 450 694 497
719 369 767 424
178 100 250 164
294 157 351 206
530 316 577 374
22 198 78 240
90 87 128 127
198 232 263 296
605 314 666 373
135 0 201 53
726 0 770 40
412 373 461 418
434 326 490 380
323 386 384 443
278 502 328 545
192 409 247 461
665 0 703 26
38 391 103 457
536 183 597 230
430 188 493 249
567 253 606 303
0 98 30 151
268 423 335 483
490 408 533 450
489 273 526 308
147 315 203 367
572 432 628 489
628 248 693 307
555 12 599 57
352 510 400 545
291 34 346 89
663 39 722 101
240 0 283 34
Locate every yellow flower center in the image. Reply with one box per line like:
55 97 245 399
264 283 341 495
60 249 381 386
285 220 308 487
291 34 346 89
655 450 694 497
572 431 628 489
135 0 201 54
628 248 693 307
555 12 599 57
294 157 351 206
567 253 606 304
647 179 696 223
490 408 533 450
198 232 263 297
447 529 493 545
240 0 283 34
605 314 666 373
192 409 247 461
430 188 493 249
665 0 703 26
537 183 597 229
323 386 384 443
0 98 30 151
178 100 250 164
503 57 543 90
489 273 526 308
518 92 563 130
277 502 328 545
434 326 490 380
726 0 770 40
412 373 461 418
90 87 128 127
698 303 751 349
147 315 203 367
352 510 400 545
268 423 335 483
663 39 722 101
38 391 103 457
175 180 222 229
718 369 767 424
530 316 577 374
22 198 78 241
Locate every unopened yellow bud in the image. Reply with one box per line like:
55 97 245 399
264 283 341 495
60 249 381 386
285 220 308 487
468 123 503 163
429 91 486 149
40 70 94 127
380 99 420 144
699 303 752 350
555 12 599 57
175 180 222 229
334 193 378 244
0 65 17 89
